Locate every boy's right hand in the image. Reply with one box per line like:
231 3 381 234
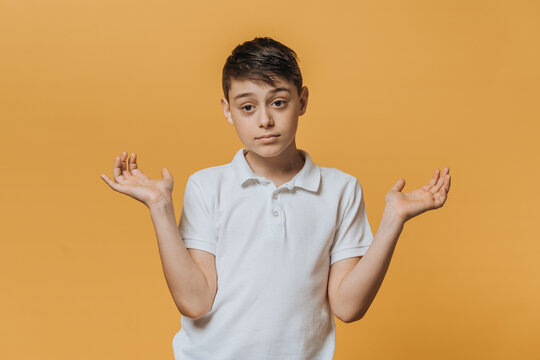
100 151 174 208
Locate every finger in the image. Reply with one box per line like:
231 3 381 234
129 153 140 172
391 178 405 192
444 174 451 194
422 169 440 191
432 168 449 193
120 151 132 177
113 156 122 181
126 152 132 173
162 167 174 182
433 174 451 208
100 173 122 192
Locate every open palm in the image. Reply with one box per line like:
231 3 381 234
384 168 451 223
100 151 174 208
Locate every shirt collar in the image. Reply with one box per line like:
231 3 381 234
231 147 321 192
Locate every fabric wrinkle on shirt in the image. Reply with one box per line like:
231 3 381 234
173 147 374 360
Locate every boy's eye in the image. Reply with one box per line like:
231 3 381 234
242 105 254 112
273 100 286 107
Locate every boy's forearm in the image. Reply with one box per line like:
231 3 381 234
337 206 405 323
149 198 212 319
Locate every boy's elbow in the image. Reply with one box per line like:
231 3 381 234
178 307 206 320
333 305 365 323
185 312 204 321
193 304 213 320
175 301 208 320
341 309 366 323
344 314 364 323
181 298 215 320
335 313 354 324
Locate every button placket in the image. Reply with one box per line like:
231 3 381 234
271 190 281 221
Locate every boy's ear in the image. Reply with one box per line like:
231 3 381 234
298 86 309 116
221 97 234 125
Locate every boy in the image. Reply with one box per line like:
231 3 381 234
100 37 451 359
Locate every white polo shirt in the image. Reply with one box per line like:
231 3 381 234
173 147 374 360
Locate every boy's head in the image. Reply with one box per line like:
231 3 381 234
221 37 309 158
222 37 303 103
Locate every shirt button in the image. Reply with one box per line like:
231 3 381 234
273 211 279 217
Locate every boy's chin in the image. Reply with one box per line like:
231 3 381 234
244 144 295 158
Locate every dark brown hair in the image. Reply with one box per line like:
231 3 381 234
222 37 303 102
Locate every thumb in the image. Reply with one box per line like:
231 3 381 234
161 167 173 182
391 178 405 192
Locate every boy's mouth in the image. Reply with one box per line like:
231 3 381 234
256 134 280 139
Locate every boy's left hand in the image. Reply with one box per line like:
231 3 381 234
384 168 451 223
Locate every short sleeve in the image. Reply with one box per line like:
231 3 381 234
330 178 374 266
178 175 218 255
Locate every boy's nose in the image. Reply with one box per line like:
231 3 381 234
258 108 274 127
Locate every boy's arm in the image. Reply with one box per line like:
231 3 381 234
149 197 216 319
328 208 403 323
329 168 451 323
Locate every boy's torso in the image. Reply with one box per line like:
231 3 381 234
173 147 372 360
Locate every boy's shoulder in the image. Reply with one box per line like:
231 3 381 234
319 166 366 200
186 163 231 188
319 165 360 184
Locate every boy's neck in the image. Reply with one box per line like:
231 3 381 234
244 141 305 183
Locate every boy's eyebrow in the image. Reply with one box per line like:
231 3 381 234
234 87 291 101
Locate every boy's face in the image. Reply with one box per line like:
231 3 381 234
221 76 308 158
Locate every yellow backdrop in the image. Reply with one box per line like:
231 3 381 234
1 0 538 359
